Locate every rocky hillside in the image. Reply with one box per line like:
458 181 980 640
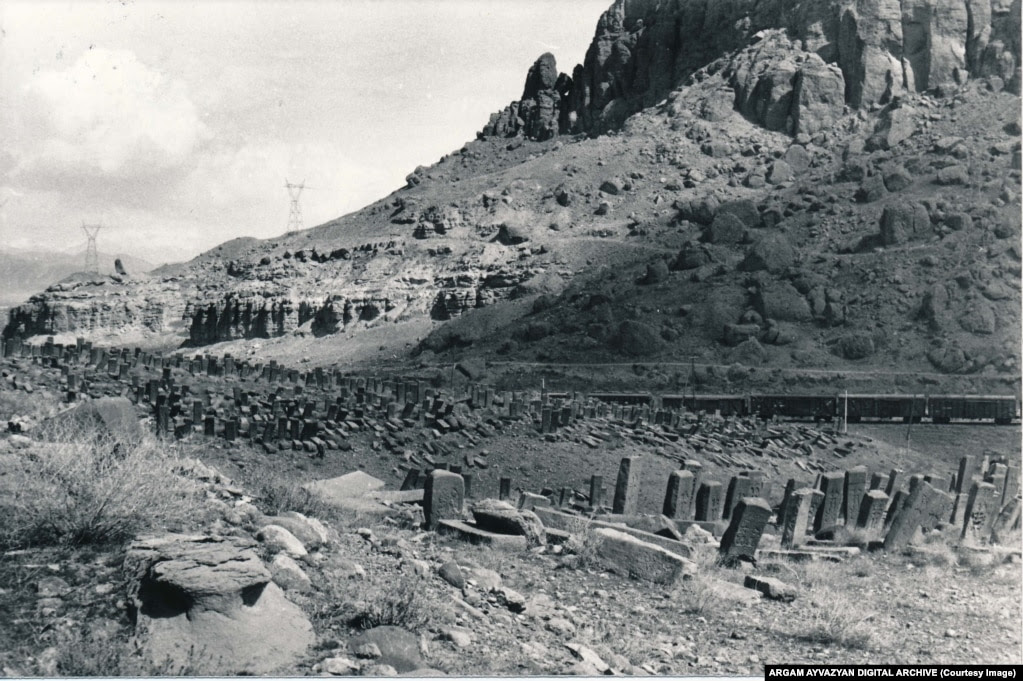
4 0 1020 385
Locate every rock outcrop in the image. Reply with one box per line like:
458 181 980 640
123 534 314 675
480 0 1021 140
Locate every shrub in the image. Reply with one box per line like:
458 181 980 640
256 475 336 520
314 574 432 633
0 424 202 550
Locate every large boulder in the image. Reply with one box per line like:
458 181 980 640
610 320 663 356
879 202 931 245
755 281 813 322
672 242 713 270
741 232 796 272
123 534 314 675
348 626 425 673
705 212 747 244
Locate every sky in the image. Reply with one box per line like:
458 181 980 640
0 0 611 266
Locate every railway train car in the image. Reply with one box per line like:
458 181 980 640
837 394 925 422
588 390 1018 424
661 394 750 416
588 392 653 406
751 394 837 422
927 394 1017 425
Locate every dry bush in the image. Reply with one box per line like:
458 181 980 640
796 591 877 650
256 474 336 520
0 390 58 423
0 423 203 550
314 573 432 633
671 575 721 616
53 628 214 676
560 520 602 569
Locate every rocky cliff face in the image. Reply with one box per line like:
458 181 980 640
481 0 1021 140
3 0 1019 379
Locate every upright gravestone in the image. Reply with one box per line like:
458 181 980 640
814 471 845 533
662 470 696 519
869 472 885 491
589 475 604 509
843 466 868 524
718 497 772 565
723 476 752 520
423 470 464 530
778 478 796 529
612 456 643 515
682 460 703 517
695 481 723 522
781 488 820 549
499 477 512 501
856 490 889 531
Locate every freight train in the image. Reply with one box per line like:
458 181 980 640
589 392 1019 424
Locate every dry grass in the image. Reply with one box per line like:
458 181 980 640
0 423 204 550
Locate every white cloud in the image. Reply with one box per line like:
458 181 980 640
12 47 209 188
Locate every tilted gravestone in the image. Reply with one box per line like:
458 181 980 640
612 456 643 515
662 470 696 519
423 470 464 530
955 457 977 495
718 497 772 565
884 481 949 551
960 481 999 544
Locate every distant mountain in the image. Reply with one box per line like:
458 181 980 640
0 248 154 306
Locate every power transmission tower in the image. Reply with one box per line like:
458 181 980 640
81 222 102 273
285 179 305 234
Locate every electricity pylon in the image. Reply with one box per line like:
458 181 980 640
82 222 102 273
285 179 305 234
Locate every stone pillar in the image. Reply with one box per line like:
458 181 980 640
781 488 820 549
1002 465 1021 507
718 497 772 565
424 470 464 530
662 470 696 519
843 466 868 524
204 416 216 437
856 490 889 531
869 472 885 490
683 460 703 517
612 456 643 515
499 477 512 501
695 481 722 522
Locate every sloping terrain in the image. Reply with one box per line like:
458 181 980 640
3 0 1020 393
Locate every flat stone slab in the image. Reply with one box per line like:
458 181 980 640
369 489 424 504
744 575 797 602
436 520 528 550
304 471 393 515
704 577 761 605
592 528 697 585
756 546 860 562
533 508 693 558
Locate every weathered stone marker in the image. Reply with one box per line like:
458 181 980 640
499 477 512 501
781 488 820 549
718 497 772 565
683 460 703 516
856 490 889 531
589 475 604 509
612 456 643 515
961 481 998 544
662 470 696 519
423 470 464 530
869 472 885 490
814 471 845 533
885 469 904 498
400 468 421 491
723 475 752 520
843 466 868 524
695 481 722 522
884 481 949 551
